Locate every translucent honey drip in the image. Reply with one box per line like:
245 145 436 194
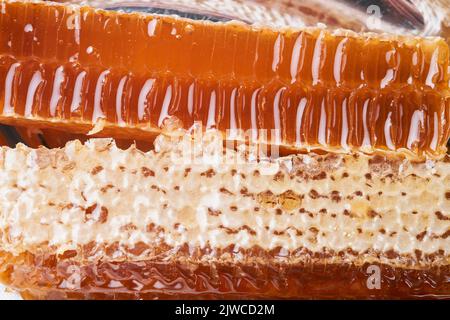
0 0 448 158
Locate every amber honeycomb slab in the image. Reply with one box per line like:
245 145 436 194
0 0 448 158
1 251 449 299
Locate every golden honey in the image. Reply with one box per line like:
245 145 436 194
0 0 448 157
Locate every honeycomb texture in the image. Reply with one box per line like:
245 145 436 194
0 0 449 158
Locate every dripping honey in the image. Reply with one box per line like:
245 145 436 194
0 1 448 157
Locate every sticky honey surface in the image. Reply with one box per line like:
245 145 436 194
0 0 448 158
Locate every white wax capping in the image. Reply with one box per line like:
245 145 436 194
0 130 448 269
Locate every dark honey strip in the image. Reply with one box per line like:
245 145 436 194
0 0 449 157
1 251 449 299
0 124 22 146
